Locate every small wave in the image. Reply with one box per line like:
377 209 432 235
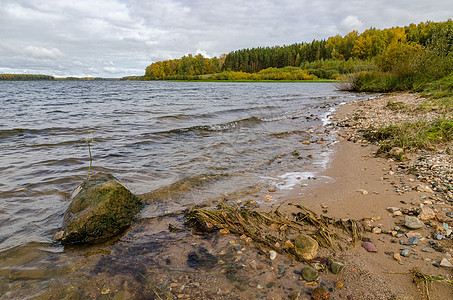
156 114 193 121
0 127 97 139
139 173 229 202
148 116 264 137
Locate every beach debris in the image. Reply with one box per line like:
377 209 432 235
293 234 319 260
404 215 423 229
311 286 330 300
186 202 364 262
412 267 453 300
301 266 319 282
361 241 377 252
357 189 368 195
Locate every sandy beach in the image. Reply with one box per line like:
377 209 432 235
278 92 453 299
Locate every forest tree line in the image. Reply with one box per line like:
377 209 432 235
0 74 55 81
143 20 452 82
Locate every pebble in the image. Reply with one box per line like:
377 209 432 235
269 250 277 260
329 261 344 274
407 237 419 245
387 207 400 213
361 242 377 252
393 252 402 262
301 266 319 282
404 216 423 229
400 248 410 257
418 206 436 221
372 227 382 234
311 286 330 300
440 258 453 268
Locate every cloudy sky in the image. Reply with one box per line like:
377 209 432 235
1 0 452 78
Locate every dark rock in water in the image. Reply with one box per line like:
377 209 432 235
187 247 217 269
301 266 319 282
56 175 143 245
329 261 344 274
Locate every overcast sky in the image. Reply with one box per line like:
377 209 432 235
1 0 451 78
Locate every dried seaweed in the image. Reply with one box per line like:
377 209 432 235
412 267 453 300
185 201 364 261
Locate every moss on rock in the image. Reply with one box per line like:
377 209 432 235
58 176 143 245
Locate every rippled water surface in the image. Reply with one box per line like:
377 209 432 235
0 81 373 253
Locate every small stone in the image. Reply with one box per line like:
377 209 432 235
301 266 319 282
405 232 422 238
284 240 295 249
418 206 436 221
393 252 402 262
311 286 330 300
269 250 277 260
335 281 344 289
404 216 423 229
393 211 403 216
361 242 377 252
54 231 64 241
440 258 453 268
372 227 382 234
407 237 419 245
387 207 400 213
294 235 319 260
329 261 344 274
401 248 410 257
421 248 431 253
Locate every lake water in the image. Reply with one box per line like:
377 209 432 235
0 81 374 298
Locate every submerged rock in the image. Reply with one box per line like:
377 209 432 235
56 175 143 245
329 261 344 274
301 266 319 282
294 234 319 260
311 286 330 300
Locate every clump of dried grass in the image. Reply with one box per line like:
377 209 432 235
185 201 364 260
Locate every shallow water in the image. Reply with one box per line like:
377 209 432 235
0 81 374 298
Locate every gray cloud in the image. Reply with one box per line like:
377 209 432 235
0 0 451 77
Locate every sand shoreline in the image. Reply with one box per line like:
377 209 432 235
280 93 453 299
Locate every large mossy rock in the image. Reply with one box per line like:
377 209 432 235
57 176 143 245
